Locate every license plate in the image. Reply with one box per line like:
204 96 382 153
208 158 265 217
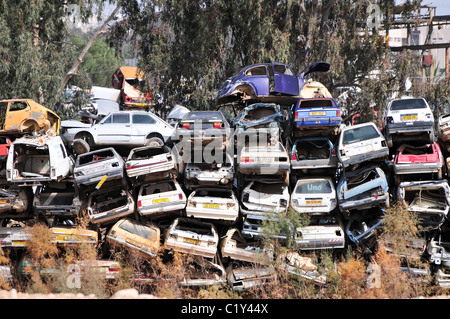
126 238 141 247
306 200 322 205
184 237 200 245
203 203 220 209
256 157 273 163
402 114 417 120
310 111 326 116
152 198 169 204
12 241 27 246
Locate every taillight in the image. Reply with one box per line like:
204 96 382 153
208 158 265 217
109 266 120 272
213 122 221 128
137 200 142 207
337 110 341 117
179 193 183 200
183 123 190 129
240 157 250 163
295 111 299 119
291 153 297 160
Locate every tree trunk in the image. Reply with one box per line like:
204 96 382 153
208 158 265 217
57 4 121 94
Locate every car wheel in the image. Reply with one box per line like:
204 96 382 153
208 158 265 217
146 136 164 147
72 139 90 155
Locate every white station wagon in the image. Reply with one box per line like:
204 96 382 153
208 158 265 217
137 180 186 217
165 217 219 259
186 188 239 223
337 122 388 168
290 177 337 215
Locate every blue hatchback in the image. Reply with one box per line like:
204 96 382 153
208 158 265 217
294 97 341 133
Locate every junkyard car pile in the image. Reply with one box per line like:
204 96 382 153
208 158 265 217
2 63 450 291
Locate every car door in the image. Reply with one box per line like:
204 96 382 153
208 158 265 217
97 112 131 144
271 63 299 96
130 113 158 144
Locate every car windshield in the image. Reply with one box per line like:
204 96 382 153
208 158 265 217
119 219 157 241
298 99 334 108
295 180 333 194
249 182 284 195
343 125 380 145
184 112 223 121
390 99 427 110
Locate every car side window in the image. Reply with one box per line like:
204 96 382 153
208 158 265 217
245 66 267 76
112 113 130 124
9 102 28 112
132 114 156 124
102 115 112 124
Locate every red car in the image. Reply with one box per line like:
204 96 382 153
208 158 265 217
393 142 444 182
0 137 11 160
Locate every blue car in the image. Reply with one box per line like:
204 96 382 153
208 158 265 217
215 61 330 106
294 97 342 134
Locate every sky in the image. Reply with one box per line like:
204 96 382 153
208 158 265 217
424 0 450 15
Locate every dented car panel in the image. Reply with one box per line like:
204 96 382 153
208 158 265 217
0 99 60 135
397 180 450 228
345 213 385 245
73 148 125 189
137 180 186 216
33 182 80 217
295 220 345 250
393 143 444 176
186 188 239 223
85 186 135 224
238 142 290 180
337 122 388 168
290 137 337 170
220 228 271 264
227 265 276 291
125 145 177 182
6 135 72 185
164 217 219 259
337 166 389 212
290 177 337 214
184 153 234 188
0 185 31 217
240 181 289 216
106 218 160 257
180 258 227 287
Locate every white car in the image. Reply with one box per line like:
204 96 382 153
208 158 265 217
61 110 175 154
383 97 435 147
240 181 289 216
184 153 234 189
6 134 73 185
337 122 388 168
295 215 345 250
137 180 186 217
164 217 219 259
125 145 177 183
186 188 239 223
290 177 337 215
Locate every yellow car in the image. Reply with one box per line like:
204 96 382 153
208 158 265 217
50 227 98 246
0 99 60 135
106 218 160 258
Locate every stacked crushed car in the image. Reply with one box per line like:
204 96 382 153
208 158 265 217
2 61 450 290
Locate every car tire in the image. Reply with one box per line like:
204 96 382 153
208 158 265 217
72 139 90 155
146 136 164 147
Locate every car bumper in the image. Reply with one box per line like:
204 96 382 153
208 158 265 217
394 162 442 175
165 240 217 259
87 205 134 224
126 162 175 179
239 163 290 174
339 193 389 211
340 148 388 167
385 121 434 135
138 200 186 216
295 118 341 128
186 207 239 222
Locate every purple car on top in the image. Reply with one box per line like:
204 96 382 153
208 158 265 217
215 61 330 106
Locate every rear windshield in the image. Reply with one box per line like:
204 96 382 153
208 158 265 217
390 99 427 110
118 219 157 241
141 182 176 195
295 180 333 194
249 182 284 195
77 149 117 166
298 99 334 108
343 125 380 145
183 111 223 121
175 220 213 236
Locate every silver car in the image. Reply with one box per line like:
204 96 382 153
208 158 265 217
73 147 126 191
61 110 175 154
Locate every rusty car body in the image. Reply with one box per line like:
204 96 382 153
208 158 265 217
0 99 60 136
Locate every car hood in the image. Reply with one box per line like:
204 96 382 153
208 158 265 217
61 120 92 129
